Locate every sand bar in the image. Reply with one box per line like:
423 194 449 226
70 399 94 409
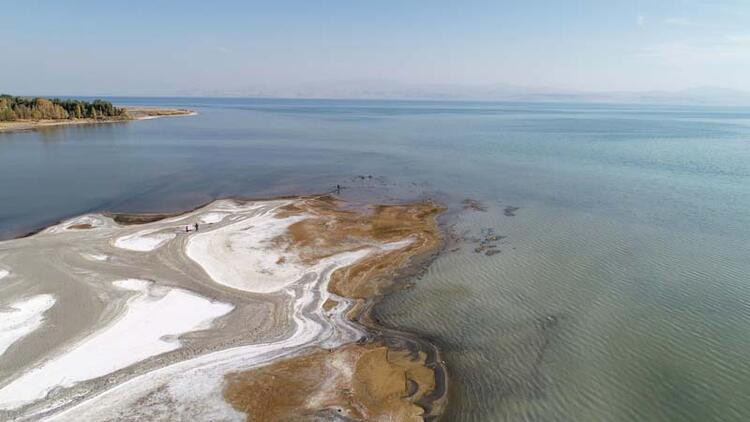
0 107 194 134
0 196 447 421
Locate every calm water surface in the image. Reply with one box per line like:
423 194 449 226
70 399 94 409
2 98 750 421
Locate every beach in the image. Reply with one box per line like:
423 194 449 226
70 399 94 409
0 195 447 421
0 107 195 134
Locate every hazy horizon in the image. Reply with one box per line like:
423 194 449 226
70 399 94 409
4 1 750 102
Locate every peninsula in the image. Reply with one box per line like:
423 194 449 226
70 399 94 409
0 95 194 133
0 195 447 421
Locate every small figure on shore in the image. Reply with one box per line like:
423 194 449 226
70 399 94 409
194 223 199 232
336 184 341 194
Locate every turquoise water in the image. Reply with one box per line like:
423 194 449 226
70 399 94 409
2 99 750 420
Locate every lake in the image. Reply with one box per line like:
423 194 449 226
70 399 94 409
2 98 750 421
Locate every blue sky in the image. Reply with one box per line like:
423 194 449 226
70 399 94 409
3 0 750 96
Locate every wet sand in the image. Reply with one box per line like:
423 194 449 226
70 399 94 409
0 195 446 421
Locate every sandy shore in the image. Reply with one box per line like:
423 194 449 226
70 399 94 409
0 107 195 134
0 195 447 421
122 107 197 120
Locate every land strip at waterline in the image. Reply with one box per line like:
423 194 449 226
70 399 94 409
0 195 447 421
0 95 193 133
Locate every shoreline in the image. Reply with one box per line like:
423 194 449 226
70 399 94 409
0 107 195 134
0 194 449 421
220 196 449 420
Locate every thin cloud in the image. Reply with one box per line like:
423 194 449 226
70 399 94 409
638 35 750 65
725 34 750 45
636 15 646 27
664 17 692 26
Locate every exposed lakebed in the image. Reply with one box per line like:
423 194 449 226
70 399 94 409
0 195 446 421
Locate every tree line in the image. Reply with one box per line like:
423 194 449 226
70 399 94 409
0 95 128 121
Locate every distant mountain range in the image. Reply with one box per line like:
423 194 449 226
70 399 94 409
504 86 750 106
38 81 748 106
176 82 750 106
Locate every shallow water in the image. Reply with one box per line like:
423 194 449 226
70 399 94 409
2 98 750 420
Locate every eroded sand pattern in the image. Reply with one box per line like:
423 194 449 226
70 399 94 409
0 295 56 357
0 196 446 421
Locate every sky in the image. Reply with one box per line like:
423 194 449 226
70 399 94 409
2 0 750 98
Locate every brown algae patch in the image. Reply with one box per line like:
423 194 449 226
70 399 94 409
461 198 487 212
322 298 339 312
106 211 186 225
224 343 435 422
277 196 443 299
223 196 446 421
